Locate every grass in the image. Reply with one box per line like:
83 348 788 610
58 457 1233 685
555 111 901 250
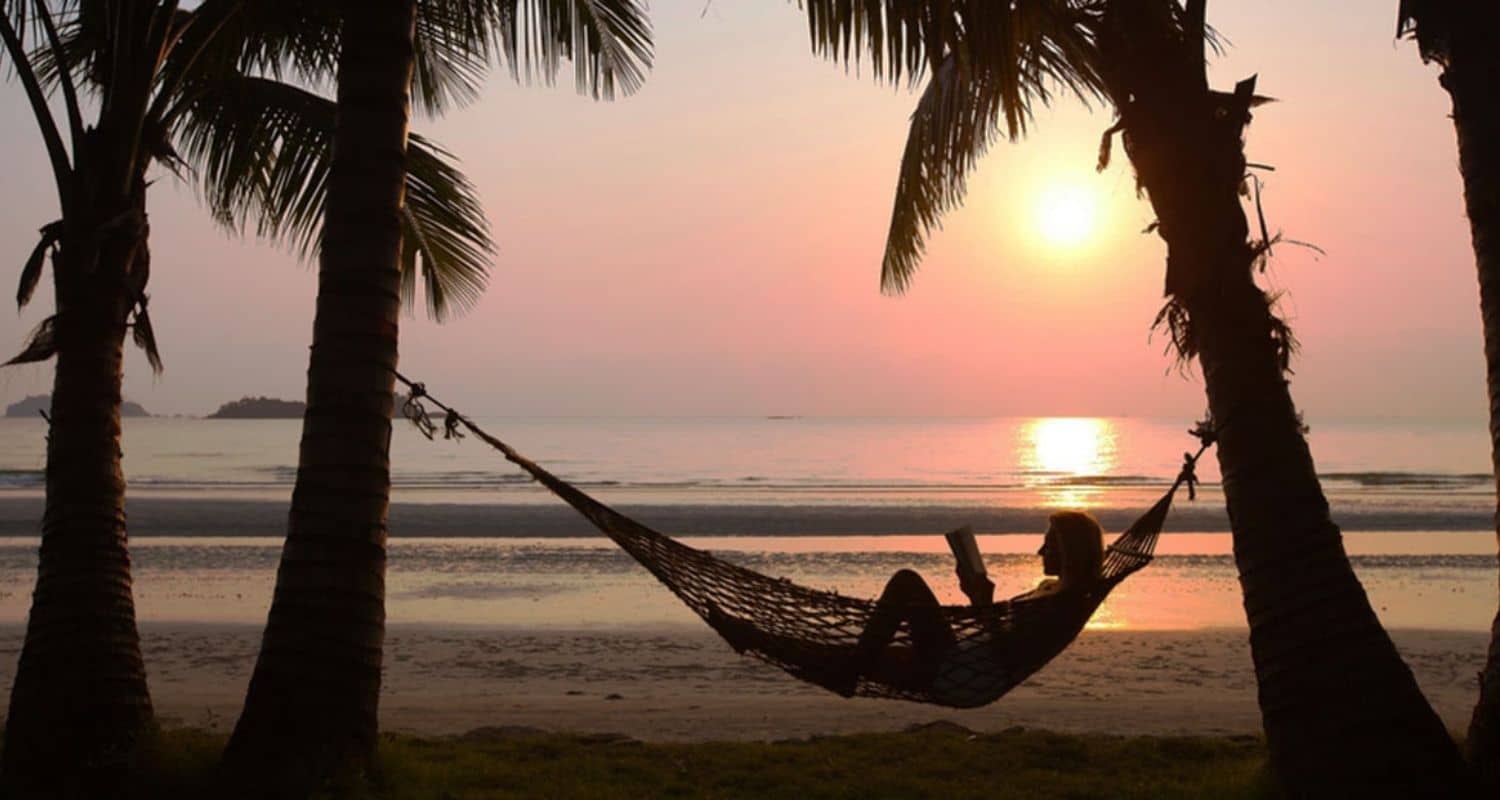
128 724 1276 799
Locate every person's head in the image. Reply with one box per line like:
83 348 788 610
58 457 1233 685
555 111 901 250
1039 510 1104 586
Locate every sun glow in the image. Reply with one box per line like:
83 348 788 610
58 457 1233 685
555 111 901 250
1035 185 1099 248
1021 418 1118 508
1027 418 1110 476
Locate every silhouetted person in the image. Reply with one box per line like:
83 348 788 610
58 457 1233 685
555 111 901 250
831 510 1105 703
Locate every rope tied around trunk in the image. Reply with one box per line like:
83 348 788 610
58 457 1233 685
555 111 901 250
1177 416 1216 501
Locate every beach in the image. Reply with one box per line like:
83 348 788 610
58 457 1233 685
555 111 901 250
0 501 1494 743
0 624 1480 742
0 415 1495 745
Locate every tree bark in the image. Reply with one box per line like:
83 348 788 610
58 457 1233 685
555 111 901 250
1427 7 1500 788
1 193 153 795
222 2 416 796
1110 42 1467 794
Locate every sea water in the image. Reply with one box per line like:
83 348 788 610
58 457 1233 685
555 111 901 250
0 415 1493 509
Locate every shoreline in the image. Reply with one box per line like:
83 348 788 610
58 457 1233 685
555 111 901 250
0 623 1481 742
1 496 1494 537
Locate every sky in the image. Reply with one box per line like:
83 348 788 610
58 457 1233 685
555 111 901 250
0 1 1484 420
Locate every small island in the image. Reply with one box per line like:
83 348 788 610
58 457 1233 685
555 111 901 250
204 394 411 420
5 394 150 418
207 396 305 419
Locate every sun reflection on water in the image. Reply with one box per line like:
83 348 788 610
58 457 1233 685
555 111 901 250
1019 418 1118 508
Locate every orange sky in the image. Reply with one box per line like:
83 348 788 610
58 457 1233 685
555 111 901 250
0 1 1483 419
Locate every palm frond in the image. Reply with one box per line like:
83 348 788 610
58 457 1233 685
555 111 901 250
880 2 1102 293
411 0 495 114
799 2 1102 291
175 75 331 253
798 0 946 86
155 0 653 129
402 133 493 320
881 54 988 293
496 0 653 99
176 75 492 320
28 1 104 99
148 0 246 129
132 302 163 373
209 0 652 116
202 1 334 86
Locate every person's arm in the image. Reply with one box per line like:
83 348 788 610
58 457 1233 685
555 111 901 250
1012 578 1061 603
958 571 995 607
945 526 994 606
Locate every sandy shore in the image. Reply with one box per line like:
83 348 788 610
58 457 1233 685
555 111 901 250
0 624 1483 741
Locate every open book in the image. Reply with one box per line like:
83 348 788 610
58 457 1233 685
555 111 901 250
944 525 987 584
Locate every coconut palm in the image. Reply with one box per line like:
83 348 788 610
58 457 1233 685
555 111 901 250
796 0 1463 792
1400 1 1500 786
219 2 650 795
0 1 493 791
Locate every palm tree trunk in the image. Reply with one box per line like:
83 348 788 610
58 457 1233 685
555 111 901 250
1 202 153 794
222 2 416 795
1426 9 1500 787
1114 60 1467 794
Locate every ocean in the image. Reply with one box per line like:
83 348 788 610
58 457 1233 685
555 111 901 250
0 414 1493 511
0 415 1495 632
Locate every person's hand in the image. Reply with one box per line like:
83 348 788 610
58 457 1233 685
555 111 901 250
958 573 995 607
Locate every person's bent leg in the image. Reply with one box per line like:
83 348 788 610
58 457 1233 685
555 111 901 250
836 570 954 694
897 575 958 658
860 569 932 647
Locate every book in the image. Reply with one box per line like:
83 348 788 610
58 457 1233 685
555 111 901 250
944 525 987 582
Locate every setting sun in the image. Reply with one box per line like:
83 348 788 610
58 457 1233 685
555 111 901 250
1025 417 1114 476
1036 185 1099 248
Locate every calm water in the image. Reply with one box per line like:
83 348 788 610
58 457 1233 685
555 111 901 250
0 415 1493 510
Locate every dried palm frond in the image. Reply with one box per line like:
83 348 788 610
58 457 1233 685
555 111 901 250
5 314 57 366
131 301 163 374
17 220 62 309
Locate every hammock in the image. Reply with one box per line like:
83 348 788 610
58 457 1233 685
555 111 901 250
396 378 1207 709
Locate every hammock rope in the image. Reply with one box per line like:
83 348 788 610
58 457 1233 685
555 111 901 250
392 373 1213 708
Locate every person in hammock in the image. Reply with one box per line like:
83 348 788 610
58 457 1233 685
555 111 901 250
829 510 1105 700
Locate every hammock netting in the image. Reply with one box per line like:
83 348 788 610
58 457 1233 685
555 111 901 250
398 382 1187 709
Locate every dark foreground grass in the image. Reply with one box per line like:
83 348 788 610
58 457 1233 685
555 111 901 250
131 724 1275 799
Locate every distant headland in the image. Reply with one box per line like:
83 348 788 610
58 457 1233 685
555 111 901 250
207 397 305 419
204 395 409 419
5 394 150 418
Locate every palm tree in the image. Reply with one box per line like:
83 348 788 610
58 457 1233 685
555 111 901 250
220 2 650 794
796 0 1464 792
0 1 493 791
1400 1 1500 786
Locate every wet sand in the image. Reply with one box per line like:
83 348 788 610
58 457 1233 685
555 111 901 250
0 624 1482 742
0 496 1492 538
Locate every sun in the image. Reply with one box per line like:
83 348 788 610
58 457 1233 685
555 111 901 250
1036 185 1099 248
1027 418 1110 476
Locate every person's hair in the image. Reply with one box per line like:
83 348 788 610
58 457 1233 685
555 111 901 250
1047 510 1105 586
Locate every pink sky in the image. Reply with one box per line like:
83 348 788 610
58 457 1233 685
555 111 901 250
0 2 1484 419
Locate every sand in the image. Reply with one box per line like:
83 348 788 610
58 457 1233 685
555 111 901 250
1 496 1492 538
0 624 1483 742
